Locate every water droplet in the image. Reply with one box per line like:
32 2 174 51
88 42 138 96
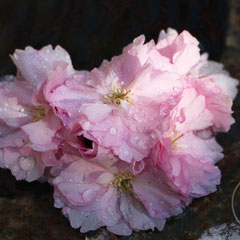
144 224 149 229
86 80 94 85
109 127 117 135
173 87 180 92
124 151 129 156
138 140 145 147
19 156 35 171
151 132 156 139
134 114 140 122
12 165 19 173
82 121 91 130
107 206 114 215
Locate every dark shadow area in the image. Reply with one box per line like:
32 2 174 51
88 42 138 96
0 0 228 76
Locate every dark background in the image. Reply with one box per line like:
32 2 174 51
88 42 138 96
0 0 228 76
1 1 240 240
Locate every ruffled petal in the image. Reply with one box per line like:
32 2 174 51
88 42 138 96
21 112 62 151
3 147 45 182
11 45 73 90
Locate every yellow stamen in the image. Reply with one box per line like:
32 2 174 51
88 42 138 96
165 131 184 149
28 105 46 122
172 134 184 145
110 172 144 208
103 81 131 106
110 172 134 194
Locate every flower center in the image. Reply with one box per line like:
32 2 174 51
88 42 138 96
165 131 184 149
110 172 134 194
172 133 184 146
28 105 46 122
103 81 131 106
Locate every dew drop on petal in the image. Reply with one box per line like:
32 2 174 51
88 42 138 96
133 114 139 122
138 140 145 147
124 151 129 156
151 132 157 139
19 156 35 171
12 165 19 173
107 206 114 215
82 121 91 130
109 127 117 135
144 224 149 229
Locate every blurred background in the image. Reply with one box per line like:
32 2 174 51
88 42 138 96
0 0 240 239
0 0 230 75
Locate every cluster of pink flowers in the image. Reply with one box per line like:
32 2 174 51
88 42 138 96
0 28 238 236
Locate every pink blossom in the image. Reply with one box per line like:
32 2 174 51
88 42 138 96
53 153 186 235
0 44 73 150
2 146 45 182
156 28 200 74
190 53 239 100
152 132 223 198
167 75 235 136
11 45 73 91
0 28 237 236
47 36 181 163
157 28 238 100
0 46 75 181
